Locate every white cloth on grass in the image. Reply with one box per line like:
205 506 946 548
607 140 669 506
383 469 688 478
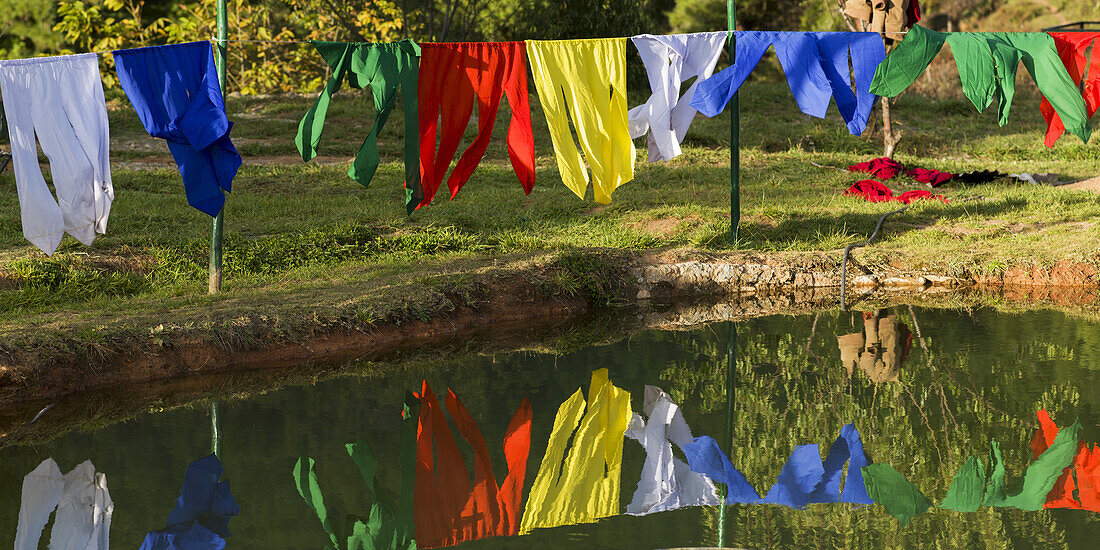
0 53 114 255
625 385 721 515
628 32 728 162
15 458 114 550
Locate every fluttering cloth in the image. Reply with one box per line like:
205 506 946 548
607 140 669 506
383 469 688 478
296 40 423 213
629 32 727 162
113 41 240 217
417 41 535 206
0 53 114 255
526 39 635 204
691 31 886 136
870 26 1091 144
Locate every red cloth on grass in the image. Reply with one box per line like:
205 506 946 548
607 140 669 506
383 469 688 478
1039 32 1100 147
895 190 946 204
846 179 895 202
418 42 535 208
906 168 954 187
907 0 921 25
845 179 947 204
1030 409 1100 512
414 380 533 548
848 157 905 179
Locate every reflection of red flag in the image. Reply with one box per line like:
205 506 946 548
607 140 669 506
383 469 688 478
414 380 533 548
1029 409 1100 511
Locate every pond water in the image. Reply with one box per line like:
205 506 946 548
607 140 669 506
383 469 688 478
2 306 1099 549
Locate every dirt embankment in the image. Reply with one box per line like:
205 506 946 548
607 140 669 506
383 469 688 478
1 249 1098 411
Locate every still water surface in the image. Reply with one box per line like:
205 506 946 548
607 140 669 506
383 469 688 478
2 306 1099 548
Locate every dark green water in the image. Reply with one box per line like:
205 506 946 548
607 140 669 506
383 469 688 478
2 306 1099 548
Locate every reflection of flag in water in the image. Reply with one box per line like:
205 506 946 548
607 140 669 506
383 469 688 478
520 368 631 533
625 385 720 515
293 395 417 550
1029 409 1100 512
15 459 113 550
870 409 1089 524
413 380 533 548
683 423 874 509
140 454 239 550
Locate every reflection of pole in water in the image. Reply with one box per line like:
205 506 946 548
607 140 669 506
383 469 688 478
718 321 738 548
211 403 220 457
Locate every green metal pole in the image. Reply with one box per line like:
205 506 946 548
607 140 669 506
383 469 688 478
211 403 221 456
209 0 228 294
727 0 740 245
718 321 738 547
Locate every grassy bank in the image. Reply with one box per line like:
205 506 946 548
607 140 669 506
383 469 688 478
1 78 1098 359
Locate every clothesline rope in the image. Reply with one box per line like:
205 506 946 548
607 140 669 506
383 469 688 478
76 30 917 56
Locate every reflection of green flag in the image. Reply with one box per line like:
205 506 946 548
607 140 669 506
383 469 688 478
292 396 418 550
862 463 932 526
1002 419 1082 511
981 440 1007 507
941 456 985 512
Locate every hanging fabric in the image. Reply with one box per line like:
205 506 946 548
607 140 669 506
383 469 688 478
624 385 721 515
526 39 635 204
520 368 631 532
296 40 423 214
140 454 240 550
690 32 886 136
113 41 240 218
413 380 532 548
1029 409 1100 512
628 32 727 162
417 41 535 207
869 26 1091 144
0 53 114 255
293 393 418 550
15 459 113 550
1039 32 1100 147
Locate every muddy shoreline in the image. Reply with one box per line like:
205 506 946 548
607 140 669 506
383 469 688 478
1 250 1098 415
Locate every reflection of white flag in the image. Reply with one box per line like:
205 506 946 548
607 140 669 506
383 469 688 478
15 458 113 550
625 386 721 515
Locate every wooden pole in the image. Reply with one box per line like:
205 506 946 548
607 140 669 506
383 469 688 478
209 0 228 294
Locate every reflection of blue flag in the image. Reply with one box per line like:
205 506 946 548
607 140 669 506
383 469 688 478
760 445 825 509
684 424 874 509
683 436 760 504
810 423 874 504
139 454 239 550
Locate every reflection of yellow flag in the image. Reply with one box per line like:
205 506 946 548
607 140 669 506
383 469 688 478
520 368 631 533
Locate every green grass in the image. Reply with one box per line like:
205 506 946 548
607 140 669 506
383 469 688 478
1 79 1098 343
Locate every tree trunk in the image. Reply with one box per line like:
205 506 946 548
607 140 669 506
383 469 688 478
880 36 900 158
882 97 900 158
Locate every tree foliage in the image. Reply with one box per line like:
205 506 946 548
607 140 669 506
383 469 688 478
0 0 62 58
